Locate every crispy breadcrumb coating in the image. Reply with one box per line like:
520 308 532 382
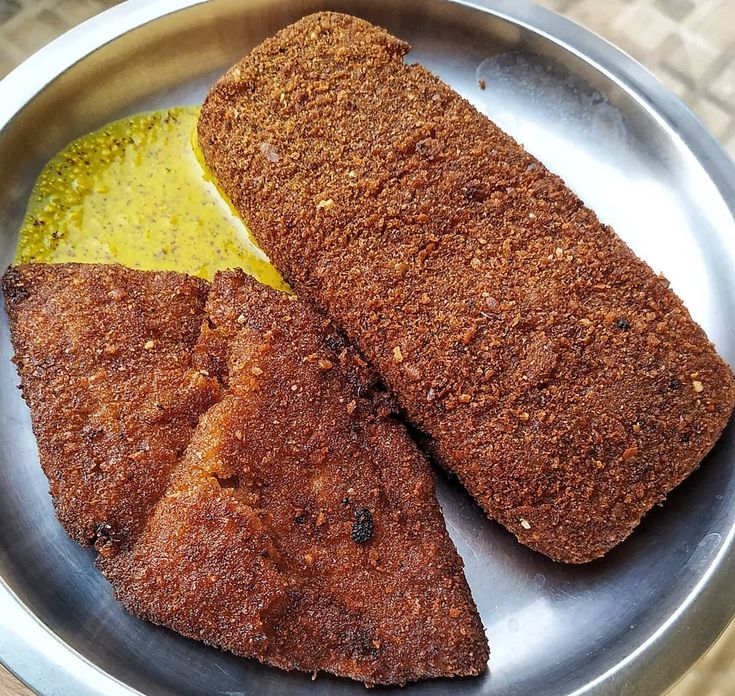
2 263 219 550
198 11 735 563
103 270 488 685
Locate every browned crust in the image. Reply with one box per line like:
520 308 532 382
198 12 735 563
2 263 220 550
102 270 488 685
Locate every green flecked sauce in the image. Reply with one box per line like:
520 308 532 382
15 106 287 288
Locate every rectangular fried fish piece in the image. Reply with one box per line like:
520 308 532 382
102 270 488 686
198 12 735 563
2 263 219 550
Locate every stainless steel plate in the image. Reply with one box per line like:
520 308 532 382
1 1 734 695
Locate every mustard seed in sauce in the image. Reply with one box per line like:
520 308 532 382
15 106 287 289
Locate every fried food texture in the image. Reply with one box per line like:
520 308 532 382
103 270 488 685
2 263 219 550
198 12 735 563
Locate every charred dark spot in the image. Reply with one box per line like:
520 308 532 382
214 473 239 489
679 433 690 444
82 426 104 441
294 512 308 525
614 318 630 331
346 369 382 404
93 522 114 546
668 378 681 391
351 507 374 544
341 496 350 505
462 180 486 202
338 626 376 658
2 272 30 305
325 333 345 352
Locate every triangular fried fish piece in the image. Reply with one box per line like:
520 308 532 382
2 263 220 549
102 270 488 686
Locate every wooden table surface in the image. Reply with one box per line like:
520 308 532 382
0 0 733 694
0 667 29 696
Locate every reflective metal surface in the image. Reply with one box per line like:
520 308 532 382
1 1 734 695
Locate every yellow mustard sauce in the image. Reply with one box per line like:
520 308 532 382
14 106 287 289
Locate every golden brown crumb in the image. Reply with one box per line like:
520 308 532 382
198 11 735 564
2 263 219 549
103 270 488 686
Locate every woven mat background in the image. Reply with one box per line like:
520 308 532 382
0 1 733 694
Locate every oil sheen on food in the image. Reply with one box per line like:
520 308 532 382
15 106 286 288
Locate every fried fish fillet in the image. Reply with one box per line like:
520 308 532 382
198 12 735 563
2 263 219 549
102 270 488 686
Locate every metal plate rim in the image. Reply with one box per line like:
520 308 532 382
0 1 733 695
